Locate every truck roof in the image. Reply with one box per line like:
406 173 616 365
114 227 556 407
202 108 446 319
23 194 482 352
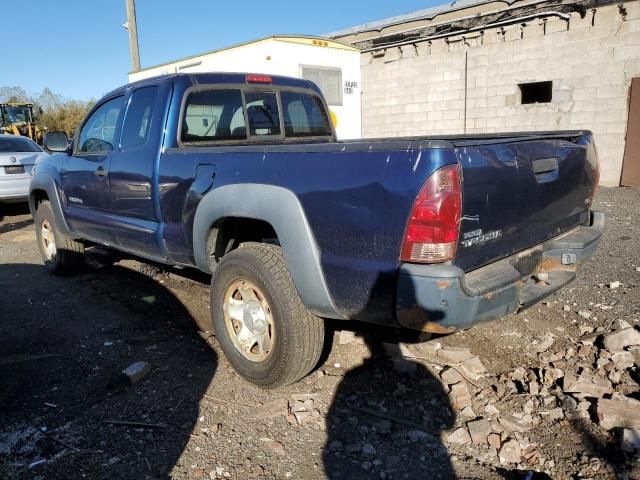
104 72 322 99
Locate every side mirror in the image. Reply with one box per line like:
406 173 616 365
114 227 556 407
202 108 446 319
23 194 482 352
43 131 69 153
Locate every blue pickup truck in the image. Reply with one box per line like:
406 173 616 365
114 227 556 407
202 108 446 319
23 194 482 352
31 72 603 387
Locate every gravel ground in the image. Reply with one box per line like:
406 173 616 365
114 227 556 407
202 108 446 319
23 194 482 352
0 187 639 480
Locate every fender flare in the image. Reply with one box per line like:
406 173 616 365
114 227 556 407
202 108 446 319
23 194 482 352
29 172 75 238
193 183 344 320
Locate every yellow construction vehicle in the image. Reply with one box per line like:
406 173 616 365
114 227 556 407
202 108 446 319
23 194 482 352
0 102 44 144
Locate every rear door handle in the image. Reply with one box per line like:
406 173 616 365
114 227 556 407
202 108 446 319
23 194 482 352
94 166 108 177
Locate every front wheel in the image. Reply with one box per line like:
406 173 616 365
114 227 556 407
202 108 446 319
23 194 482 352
34 200 85 274
210 243 325 388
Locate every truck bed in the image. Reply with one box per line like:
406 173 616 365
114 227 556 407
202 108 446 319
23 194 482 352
162 129 597 323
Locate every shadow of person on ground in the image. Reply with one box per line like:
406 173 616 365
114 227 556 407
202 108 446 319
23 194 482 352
496 467 552 479
569 417 631 477
0 261 217 479
322 328 456 479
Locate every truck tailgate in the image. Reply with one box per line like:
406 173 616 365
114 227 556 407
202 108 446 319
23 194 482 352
453 131 599 272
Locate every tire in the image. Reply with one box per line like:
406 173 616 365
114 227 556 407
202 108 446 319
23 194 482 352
210 242 325 388
34 200 85 275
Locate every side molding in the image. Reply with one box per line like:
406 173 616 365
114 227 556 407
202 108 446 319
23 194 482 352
193 184 344 320
29 172 75 238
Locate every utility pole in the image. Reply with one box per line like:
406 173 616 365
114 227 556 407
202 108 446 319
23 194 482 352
124 0 141 72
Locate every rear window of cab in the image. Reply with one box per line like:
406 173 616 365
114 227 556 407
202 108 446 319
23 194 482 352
180 87 332 144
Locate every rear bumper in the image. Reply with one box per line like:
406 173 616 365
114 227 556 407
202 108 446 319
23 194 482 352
396 211 604 332
0 176 31 202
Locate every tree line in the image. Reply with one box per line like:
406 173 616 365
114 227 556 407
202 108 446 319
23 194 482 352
0 86 94 136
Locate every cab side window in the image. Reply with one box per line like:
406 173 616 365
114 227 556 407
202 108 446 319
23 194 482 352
121 87 158 150
78 96 125 154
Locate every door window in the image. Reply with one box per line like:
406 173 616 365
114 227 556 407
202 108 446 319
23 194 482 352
78 96 125 154
245 92 281 137
121 87 158 150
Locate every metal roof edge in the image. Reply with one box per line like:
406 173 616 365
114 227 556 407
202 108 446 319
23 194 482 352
324 0 522 37
128 35 358 76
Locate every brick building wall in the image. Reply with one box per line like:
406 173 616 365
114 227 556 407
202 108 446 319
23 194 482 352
346 1 640 186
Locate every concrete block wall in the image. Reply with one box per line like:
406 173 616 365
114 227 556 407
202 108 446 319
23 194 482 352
359 2 640 185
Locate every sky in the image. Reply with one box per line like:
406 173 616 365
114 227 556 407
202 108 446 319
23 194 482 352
4 0 443 101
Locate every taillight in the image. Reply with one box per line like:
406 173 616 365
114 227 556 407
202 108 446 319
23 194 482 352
400 164 462 264
246 74 272 84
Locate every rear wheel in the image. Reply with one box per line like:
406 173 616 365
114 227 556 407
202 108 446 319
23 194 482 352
34 201 85 274
210 243 324 388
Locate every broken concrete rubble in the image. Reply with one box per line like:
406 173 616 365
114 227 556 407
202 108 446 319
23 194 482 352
630 346 640 365
416 341 441 357
542 367 564 387
542 407 564 422
611 351 635 369
579 324 595 335
484 404 500 416
460 356 487 380
579 332 600 346
522 444 540 465
596 398 640 430
460 405 476 418
440 367 464 385
329 311 639 475
577 344 595 357
293 411 312 425
467 418 491 446
510 367 527 382
447 427 471 445
437 346 474 364
448 382 472 411
121 361 151 385
533 335 554 353
563 371 613 398
487 432 501 451
603 327 640 351
498 439 521 464
499 414 536 433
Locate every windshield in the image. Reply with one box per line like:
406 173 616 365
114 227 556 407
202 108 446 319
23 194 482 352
2 106 32 124
0 136 41 153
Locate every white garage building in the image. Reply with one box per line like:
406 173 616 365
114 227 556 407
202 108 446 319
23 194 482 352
128 35 362 140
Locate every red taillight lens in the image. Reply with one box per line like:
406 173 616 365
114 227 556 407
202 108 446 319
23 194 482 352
246 74 272 84
400 164 462 263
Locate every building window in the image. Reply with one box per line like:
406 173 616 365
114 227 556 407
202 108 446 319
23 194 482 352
519 81 553 104
301 66 343 106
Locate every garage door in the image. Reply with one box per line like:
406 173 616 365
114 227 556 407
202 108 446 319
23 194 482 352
621 77 640 186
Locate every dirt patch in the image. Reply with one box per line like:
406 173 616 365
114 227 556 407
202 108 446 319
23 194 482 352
0 187 639 479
